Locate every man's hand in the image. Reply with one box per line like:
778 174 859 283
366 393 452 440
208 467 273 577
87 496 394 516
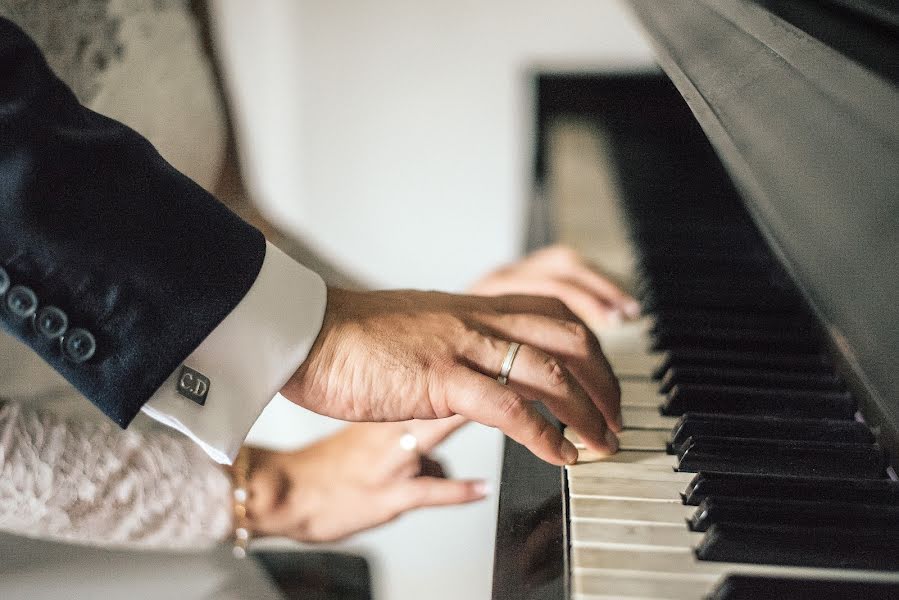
281 287 621 466
244 418 483 542
469 245 639 329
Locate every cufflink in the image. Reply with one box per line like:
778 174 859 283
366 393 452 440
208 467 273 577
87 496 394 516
177 366 210 406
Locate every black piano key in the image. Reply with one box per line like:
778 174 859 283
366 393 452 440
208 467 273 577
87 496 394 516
666 414 873 453
682 472 899 506
659 365 844 393
650 325 820 353
650 308 814 333
660 384 856 419
652 350 832 379
695 523 899 570
675 436 885 478
641 287 802 313
687 496 899 532
707 574 899 600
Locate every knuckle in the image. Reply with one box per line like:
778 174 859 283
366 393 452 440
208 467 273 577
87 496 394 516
498 392 525 422
540 356 569 389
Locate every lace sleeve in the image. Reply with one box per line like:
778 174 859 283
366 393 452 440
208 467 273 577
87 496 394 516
0 401 232 550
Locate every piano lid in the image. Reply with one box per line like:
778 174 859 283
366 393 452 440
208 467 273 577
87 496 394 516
627 0 899 457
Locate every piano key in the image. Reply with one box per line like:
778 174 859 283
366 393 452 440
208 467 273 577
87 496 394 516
573 570 716 600
579 450 677 467
676 436 885 478
649 307 814 333
566 461 695 483
566 428 669 451
653 349 832 378
620 380 664 407
567 476 684 501
706 574 899 600
570 497 692 525
688 496 899 532
605 352 663 379
622 406 678 430
650 323 820 353
695 523 899 570
572 546 899 581
682 471 899 506
666 413 874 452
658 365 845 393
660 384 856 419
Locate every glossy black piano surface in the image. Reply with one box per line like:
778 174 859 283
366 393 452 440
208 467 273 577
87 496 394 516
493 1 899 598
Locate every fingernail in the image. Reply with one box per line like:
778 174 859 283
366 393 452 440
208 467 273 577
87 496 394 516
561 439 579 465
606 309 623 326
604 428 620 453
474 481 492 497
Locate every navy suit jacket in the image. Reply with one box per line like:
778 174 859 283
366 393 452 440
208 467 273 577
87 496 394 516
0 18 265 426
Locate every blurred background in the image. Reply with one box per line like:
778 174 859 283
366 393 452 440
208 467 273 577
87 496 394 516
0 1 655 598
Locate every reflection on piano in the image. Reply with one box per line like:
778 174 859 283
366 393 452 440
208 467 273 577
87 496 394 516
493 1 899 598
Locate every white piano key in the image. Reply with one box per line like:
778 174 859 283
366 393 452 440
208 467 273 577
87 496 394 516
605 352 662 379
577 450 678 467
572 549 899 584
620 380 665 407
595 317 654 354
570 497 692 525
571 520 701 550
567 461 693 483
567 476 685 501
573 570 716 600
622 406 678 430
567 428 669 451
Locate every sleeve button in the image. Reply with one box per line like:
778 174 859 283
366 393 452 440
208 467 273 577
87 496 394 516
63 328 96 363
6 285 38 318
0 267 9 295
36 306 69 339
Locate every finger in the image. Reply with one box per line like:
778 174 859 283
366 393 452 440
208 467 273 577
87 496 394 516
535 278 625 328
442 367 578 466
533 245 639 317
404 415 469 453
555 257 640 318
463 338 618 454
388 477 489 512
470 313 622 433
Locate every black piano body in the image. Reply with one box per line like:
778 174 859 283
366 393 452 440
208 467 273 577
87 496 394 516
493 2 899 598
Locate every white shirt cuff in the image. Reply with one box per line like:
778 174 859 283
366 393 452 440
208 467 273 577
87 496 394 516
141 242 327 464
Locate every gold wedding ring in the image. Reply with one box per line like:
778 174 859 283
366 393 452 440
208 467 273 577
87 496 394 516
496 341 521 386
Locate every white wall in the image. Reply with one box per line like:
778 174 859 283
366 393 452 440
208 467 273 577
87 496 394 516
211 0 653 290
210 3 654 599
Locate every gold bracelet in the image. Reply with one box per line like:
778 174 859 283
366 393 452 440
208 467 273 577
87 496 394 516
230 446 251 559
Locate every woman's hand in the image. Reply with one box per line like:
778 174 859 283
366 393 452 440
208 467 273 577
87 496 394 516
469 245 639 330
243 417 485 543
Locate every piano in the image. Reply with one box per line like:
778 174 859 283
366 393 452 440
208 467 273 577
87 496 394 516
493 1 899 598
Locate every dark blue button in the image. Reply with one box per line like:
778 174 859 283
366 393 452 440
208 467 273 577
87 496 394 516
0 267 9 295
6 285 37 318
35 306 68 339
63 328 96 363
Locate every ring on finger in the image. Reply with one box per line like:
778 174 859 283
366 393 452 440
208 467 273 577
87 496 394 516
497 341 521 386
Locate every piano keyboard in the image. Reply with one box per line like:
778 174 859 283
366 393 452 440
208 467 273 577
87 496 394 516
564 166 899 598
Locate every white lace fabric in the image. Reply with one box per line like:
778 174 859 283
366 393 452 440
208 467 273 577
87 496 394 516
0 401 232 550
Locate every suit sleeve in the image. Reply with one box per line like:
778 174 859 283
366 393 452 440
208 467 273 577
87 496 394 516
0 17 275 427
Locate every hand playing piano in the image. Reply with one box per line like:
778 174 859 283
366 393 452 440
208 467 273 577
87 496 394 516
283 282 622 467
242 417 484 542
469 245 639 329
